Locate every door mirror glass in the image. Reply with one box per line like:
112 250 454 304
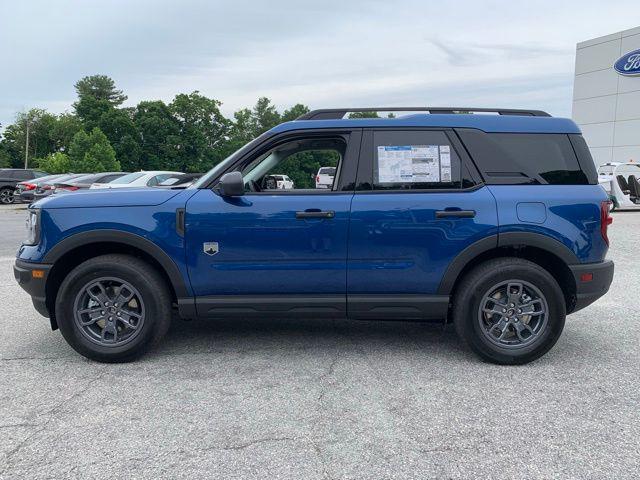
217 171 244 197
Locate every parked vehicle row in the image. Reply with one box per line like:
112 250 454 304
597 161 640 210
0 168 47 204
1 169 204 204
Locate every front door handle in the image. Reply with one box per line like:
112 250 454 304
435 209 476 218
296 210 335 219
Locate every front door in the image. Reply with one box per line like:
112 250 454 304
185 130 361 317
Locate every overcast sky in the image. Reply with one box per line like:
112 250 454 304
1 0 639 128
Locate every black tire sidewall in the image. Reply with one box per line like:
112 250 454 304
456 260 566 364
1 188 15 204
56 256 170 362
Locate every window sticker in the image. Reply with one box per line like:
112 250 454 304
377 145 450 183
440 145 452 181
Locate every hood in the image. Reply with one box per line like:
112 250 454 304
34 188 183 209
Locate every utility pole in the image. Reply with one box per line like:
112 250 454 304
24 116 30 169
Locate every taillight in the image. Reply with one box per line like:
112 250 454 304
600 201 613 246
42 185 53 190
21 183 36 191
316 175 320 183
59 186 79 191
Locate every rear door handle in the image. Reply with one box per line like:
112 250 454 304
296 210 335 219
435 210 476 218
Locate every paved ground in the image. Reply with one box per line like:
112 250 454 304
0 204 28 257
1 205 639 479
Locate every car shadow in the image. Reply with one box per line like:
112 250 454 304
149 315 471 361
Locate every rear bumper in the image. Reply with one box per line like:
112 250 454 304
13 259 52 318
19 191 34 202
569 260 614 313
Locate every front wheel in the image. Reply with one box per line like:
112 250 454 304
453 258 566 365
55 254 172 362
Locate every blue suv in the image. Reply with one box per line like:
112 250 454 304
13 107 614 364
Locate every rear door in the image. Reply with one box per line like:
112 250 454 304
347 128 498 319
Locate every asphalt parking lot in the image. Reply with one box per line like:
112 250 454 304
1 205 639 479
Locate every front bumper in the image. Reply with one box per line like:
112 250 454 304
13 259 52 319
569 260 614 313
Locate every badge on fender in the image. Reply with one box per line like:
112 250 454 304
203 242 219 256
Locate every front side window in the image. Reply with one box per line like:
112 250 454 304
241 137 345 192
372 130 464 190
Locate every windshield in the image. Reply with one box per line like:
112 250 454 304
617 164 640 175
109 172 146 184
319 167 336 175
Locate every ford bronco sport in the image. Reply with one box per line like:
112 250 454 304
14 107 614 364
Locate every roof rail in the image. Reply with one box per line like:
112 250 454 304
296 107 551 120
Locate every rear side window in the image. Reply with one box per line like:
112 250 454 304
457 130 590 185
371 130 464 190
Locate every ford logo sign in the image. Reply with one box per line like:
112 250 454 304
614 49 640 76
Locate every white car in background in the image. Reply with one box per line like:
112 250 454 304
597 161 640 210
90 171 183 189
262 174 294 190
315 167 336 189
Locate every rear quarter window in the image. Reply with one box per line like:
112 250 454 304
457 130 591 185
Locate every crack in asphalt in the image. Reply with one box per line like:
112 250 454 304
0 367 108 474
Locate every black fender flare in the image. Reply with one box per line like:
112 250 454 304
43 229 190 298
437 232 579 295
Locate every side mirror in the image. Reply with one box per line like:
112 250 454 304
216 171 244 197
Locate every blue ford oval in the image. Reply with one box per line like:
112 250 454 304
614 49 640 76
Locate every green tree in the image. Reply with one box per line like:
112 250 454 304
50 113 83 152
68 128 120 172
249 97 281 135
96 108 140 171
36 152 72 173
281 103 310 122
0 146 11 168
170 91 230 172
348 111 380 118
74 94 112 129
73 76 141 169
2 109 60 167
74 75 127 107
133 100 181 170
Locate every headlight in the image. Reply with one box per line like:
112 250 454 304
24 209 41 246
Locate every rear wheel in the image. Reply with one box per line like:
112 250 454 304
0 187 15 204
453 257 566 365
55 254 172 362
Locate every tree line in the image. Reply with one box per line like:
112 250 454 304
0 75 313 175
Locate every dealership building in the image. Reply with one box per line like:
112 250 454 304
572 26 640 166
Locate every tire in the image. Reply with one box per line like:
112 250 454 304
0 187 15 204
55 254 172 362
452 257 566 365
